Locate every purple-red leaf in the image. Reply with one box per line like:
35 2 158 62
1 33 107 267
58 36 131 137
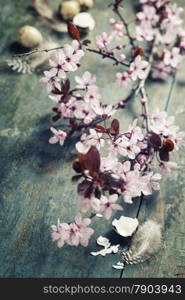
95 124 107 133
84 146 100 174
148 131 162 150
110 119 120 135
72 175 82 182
67 22 80 41
77 180 93 197
62 79 70 94
159 148 169 162
73 160 83 173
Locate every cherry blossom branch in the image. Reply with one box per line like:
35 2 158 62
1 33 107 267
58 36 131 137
12 45 130 68
32 0 185 263
86 48 130 67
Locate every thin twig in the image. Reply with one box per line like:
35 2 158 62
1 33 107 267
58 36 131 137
164 70 177 112
12 45 130 67
135 36 158 131
86 48 129 67
114 7 135 47
12 46 64 57
136 193 144 218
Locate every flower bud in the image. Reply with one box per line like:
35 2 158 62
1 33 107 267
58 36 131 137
60 1 80 21
109 18 116 25
18 26 43 48
119 54 126 62
140 98 147 105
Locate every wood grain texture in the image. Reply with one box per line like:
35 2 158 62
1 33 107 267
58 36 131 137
0 0 185 278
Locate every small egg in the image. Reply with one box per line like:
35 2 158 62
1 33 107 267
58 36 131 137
74 0 94 9
18 26 43 48
60 1 80 21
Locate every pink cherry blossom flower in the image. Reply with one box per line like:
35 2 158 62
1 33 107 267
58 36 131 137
100 154 119 173
129 55 148 80
76 128 105 154
111 135 142 159
140 0 168 8
120 169 143 203
164 47 182 68
79 196 101 213
165 3 183 26
49 127 67 146
127 119 144 142
141 172 161 195
67 214 94 247
100 194 123 220
85 86 102 105
121 136 142 159
58 101 74 118
137 5 159 25
62 43 85 72
96 32 113 49
136 23 156 41
51 220 70 248
91 103 116 118
75 71 96 89
49 50 66 79
110 22 124 40
75 214 94 247
72 100 95 123
116 71 131 87
151 62 171 80
40 69 61 92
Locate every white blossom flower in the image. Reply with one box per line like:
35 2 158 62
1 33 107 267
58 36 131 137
129 55 148 80
49 127 67 146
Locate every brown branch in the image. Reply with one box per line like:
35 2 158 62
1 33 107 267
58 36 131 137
13 45 130 68
114 7 135 47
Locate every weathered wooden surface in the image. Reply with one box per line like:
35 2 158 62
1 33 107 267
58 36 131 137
0 0 185 278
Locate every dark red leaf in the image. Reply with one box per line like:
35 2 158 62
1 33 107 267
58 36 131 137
148 131 162 150
78 153 86 170
73 160 82 173
84 146 100 174
52 87 62 95
62 79 70 94
159 148 169 162
77 180 93 197
95 186 101 199
110 119 120 135
72 175 82 182
67 22 80 41
69 118 78 128
95 124 107 133
52 113 61 122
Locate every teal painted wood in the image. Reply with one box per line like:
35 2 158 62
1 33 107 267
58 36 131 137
0 0 185 278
